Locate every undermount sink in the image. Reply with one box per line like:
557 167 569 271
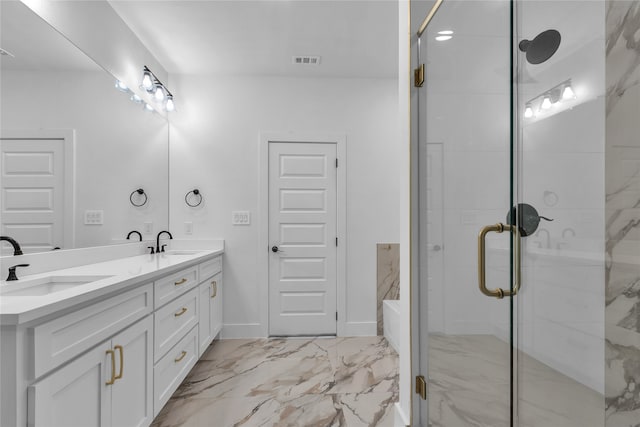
0 275 112 297
163 250 203 256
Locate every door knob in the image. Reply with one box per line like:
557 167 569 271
271 246 279 253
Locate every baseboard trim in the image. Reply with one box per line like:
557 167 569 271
220 323 264 339
343 321 377 336
394 402 410 426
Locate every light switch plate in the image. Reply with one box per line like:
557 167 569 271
232 211 250 225
84 210 104 225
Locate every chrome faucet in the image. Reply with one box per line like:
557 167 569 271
156 230 173 253
534 228 551 249
1 236 23 256
126 230 143 241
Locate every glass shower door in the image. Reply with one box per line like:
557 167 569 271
513 1 606 426
412 1 516 425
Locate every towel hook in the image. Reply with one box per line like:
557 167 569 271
130 188 148 207
185 189 203 207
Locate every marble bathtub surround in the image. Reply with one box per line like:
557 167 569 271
605 1 640 425
376 243 400 336
152 336 399 427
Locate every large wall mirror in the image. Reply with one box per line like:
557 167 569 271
0 1 169 255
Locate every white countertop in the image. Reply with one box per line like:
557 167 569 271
0 248 223 325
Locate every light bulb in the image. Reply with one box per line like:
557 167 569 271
141 71 153 91
562 85 575 100
154 85 165 102
130 93 143 104
165 95 175 112
524 105 534 118
435 35 452 41
115 80 128 92
540 95 552 110
143 103 154 112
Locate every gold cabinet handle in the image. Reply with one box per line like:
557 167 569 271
114 345 124 380
174 307 188 317
211 280 217 298
174 350 187 363
174 278 187 286
105 349 116 385
478 223 521 299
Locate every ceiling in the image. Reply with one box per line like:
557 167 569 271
0 1 101 72
108 0 399 78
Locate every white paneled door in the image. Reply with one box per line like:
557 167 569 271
0 135 71 254
268 142 337 336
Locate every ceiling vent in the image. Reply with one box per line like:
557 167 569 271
292 55 321 65
0 48 15 57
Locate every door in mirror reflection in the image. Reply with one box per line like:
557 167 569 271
0 132 73 255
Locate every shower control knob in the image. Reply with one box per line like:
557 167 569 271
271 246 279 253
433 244 442 252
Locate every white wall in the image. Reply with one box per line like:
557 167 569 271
169 74 400 337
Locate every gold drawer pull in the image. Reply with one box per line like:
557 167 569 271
211 280 217 298
105 349 116 385
174 350 187 363
174 307 188 317
114 345 124 380
174 278 187 286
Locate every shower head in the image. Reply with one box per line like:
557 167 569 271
519 29 561 65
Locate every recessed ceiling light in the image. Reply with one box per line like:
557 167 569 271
435 35 453 41
438 30 454 35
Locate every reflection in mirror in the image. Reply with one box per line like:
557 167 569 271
0 1 169 255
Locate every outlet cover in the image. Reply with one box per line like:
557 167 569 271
232 211 250 225
143 222 153 234
84 210 104 225
184 222 193 234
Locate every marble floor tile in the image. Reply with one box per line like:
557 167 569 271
428 334 605 427
153 337 399 427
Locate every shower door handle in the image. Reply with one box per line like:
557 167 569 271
477 223 521 299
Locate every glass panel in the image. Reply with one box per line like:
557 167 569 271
514 1 605 425
417 1 514 425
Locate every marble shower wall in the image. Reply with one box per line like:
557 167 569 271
377 243 400 336
605 1 640 425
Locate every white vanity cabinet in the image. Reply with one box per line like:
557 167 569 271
197 257 223 357
28 315 153 427
1 250 224 427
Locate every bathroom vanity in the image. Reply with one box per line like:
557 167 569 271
0 247 223 427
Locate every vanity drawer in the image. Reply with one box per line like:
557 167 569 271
154 266 198 308
154 287 198 362
199 256 222 282
32 283 153 379
153 325 198 417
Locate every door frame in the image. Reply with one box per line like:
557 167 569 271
0 129 76 251
259 132 346 337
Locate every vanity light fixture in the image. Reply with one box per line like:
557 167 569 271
115 80 129 92
141 68 154 91
524 104 534 118
143 103 154 112
130 93 143 104
524 78 576 119
154 85 165 102
540 94 552 110
165 94 175 112
562 84 575 100
140 66 175 112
